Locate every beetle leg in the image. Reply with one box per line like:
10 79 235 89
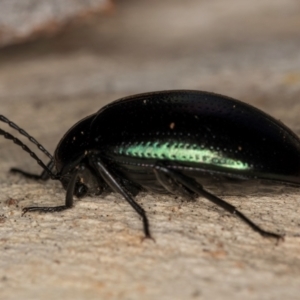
118 177 143 197
22 166 81 214
153 167 197 200
10 160 54 181
88 154 152 240
154 164 283 240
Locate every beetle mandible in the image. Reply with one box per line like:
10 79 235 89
1 90 300 240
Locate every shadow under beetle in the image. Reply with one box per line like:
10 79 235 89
1 90 300 240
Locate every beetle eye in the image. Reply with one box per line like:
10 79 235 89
75 183 88 198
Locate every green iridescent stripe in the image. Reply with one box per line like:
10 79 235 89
118 141 250 170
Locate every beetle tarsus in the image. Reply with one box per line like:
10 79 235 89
260 230 284 242
22 205 70 216
10 161 55 181
234 210 283 240
11 168 49 181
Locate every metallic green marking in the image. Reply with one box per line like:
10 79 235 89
118 141 250 170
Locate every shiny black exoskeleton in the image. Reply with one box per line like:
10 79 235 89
1 90 300 240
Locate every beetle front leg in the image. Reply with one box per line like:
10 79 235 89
11 160 55 181
154 164 284 241
88 154 153 240
22 166 81 214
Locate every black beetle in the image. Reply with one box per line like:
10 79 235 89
1 90 299 240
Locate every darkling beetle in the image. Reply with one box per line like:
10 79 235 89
1 90 300 241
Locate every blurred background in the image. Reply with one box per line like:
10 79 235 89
0 1 300 299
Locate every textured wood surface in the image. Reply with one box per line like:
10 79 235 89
0 1 300 299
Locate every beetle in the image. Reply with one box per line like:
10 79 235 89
1 90 299 240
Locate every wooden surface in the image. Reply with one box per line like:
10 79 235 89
0 0 300 299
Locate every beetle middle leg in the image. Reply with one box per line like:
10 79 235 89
88 154 152 240
154 164 283 240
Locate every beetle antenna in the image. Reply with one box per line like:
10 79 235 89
0 128 58 179
0 115 54 161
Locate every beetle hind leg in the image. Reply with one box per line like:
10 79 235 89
154 163 284 241
153 167 197 201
